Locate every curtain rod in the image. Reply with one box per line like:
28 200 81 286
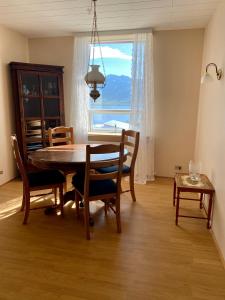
74 27 152 37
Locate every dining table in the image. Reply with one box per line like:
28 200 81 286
28 143 127 211
29 143 127 173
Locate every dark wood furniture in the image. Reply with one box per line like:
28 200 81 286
48 126 74 147
173 173 215 228
28 144 128 172
48 126 75 191
72 144 124 240
97 129 140 202
121 129 140 201
29 144 128 213
11 135 65 224
10 62 65 166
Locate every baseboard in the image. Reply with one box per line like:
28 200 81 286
211 229 225 270
0 175 20 187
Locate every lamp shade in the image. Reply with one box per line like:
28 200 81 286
201 72 213 84
85 65 105 86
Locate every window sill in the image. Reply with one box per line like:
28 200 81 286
88 132 121 142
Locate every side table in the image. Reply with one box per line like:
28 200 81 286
173 173 215 229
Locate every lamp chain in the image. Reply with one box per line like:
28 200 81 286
85 0 106 101
89 0 106 81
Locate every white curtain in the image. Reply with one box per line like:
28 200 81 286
69 36 90 144
130 32 155 184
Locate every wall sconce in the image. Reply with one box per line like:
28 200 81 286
201 63 223 84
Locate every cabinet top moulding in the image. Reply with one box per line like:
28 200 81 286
9 62 64 73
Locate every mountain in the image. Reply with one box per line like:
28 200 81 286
101 74 131 104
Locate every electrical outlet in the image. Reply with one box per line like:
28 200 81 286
175 165 182 171
0 170 3 174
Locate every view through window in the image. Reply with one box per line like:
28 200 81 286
89 42 133 132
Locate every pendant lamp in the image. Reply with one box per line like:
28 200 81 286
84 0 106 101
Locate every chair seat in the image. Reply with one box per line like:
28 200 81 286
97 164 130 174
28 170 65 187
72 173 117 197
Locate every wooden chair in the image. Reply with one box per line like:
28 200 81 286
72 143 124 240
48 126 75 191
11 135 65 224
48 126 74 146
97 129 140 202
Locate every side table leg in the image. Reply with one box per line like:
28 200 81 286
173 179 176 206
207 193 213 229
175 190 180 225
200 193 203 209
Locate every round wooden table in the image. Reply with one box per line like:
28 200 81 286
29 144 127 172
29 144 127 214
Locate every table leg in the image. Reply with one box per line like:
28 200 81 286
59 184 64 217
75 191 81 219
175 190 180 225
207 193 213 229
63 189 75 204
200 193 203 209
173 178 176 206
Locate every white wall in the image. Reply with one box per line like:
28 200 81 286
195 2 225 262
0 25 28 185
154 29 204 177
28 37 74 123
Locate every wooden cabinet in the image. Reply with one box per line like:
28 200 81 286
10 62 65 163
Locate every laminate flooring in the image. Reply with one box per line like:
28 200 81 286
0 177 224 300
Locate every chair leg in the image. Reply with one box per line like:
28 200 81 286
75 191 80 218
23 191 30 225
115 196 121 233
59 184 64 217
53 188 57 205
21 190 26 212
129 172 136 202
104 199 108 216
84 199 90 240
63 181 67 193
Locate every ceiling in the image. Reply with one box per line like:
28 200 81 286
0 0 221 38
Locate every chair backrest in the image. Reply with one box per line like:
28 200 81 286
11 135 29 187
48 126 74 146
121 129 140 170
84 143 124 198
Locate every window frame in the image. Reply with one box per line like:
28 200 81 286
88 36 134 134
89 108 131 133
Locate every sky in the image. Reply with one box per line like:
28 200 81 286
91 42 133 77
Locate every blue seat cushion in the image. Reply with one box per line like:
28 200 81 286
72 173 117 197
97 164 130 174
28 170 65 187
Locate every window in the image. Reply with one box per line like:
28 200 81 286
89 41 133 133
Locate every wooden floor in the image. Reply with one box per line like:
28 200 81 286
0 177 225 300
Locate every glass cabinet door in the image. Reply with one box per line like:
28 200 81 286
45 119 60 130
21 73 41 118
21 73 40 96
23 97 41 117
41 75 59 96
43 98 60 117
